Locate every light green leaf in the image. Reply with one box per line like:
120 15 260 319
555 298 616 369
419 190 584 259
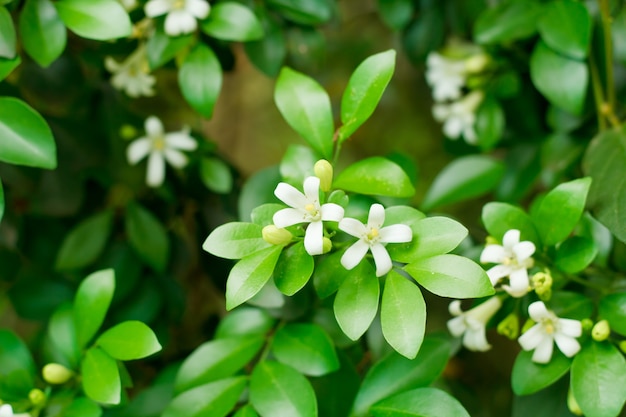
0 329 36 392
163 377 247 417
74 269 115 348
0 6 16 58
96 321 161 361
473 1 541 44
178 43 222 119
550 291 593 320
0 97 57 169
19 0 66 67
125 202 169 272
45 304 80 368
0 55 20 81
55 210 113 270
338 49 396 142
482 202 540 245
476 96 505 151
334 268 380 340
274 241 314 295
333 157 415 198
250 204 283 227
266 0 333 25
274 67 334 159
146 27 193 69
203 222 270 260
279 144 317 186
555 236 597 273
599 292 626 336
200 157 232 194
215 308 275 339
377 0 414 30
63 397 102 417
313 250 354 298
511 350 572 395
81 347 121 405
370 387 470 417
537 0 592 60
233 405 260 417
54 0 131 40
202 2 263 41
272 324 339 376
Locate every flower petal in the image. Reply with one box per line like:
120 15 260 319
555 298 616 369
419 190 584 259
518 324 545 351
513 241 535 262
163 148 188 168
275 182 307 209
367 204 385 229
104 56 121 72
127 138 151 164
505 268 529 298
340 240 369 271
528 301 550 322
554 333 581 358
447 315 466 337
339 218 367 238
502 229 521 250
463 326 491 352
379 224 412 244
165 10 197 36
432 104 450 122
145 116 164 137
273 208 305 228
187 0 210 19
165 131 197 150
531 337 554 364
304 220 323 256
146 151 165 187
448 300 463 316
320 203 344 222
480 244 506 264
443 116 464 138
302 176 320 203
559 318 583 338
371 243 392 277
144 0 171 17
486 264 512 285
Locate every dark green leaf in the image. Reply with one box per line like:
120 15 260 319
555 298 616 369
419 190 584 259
599 292 626 336
0 329 36 392
473 1 541 44
333 157 415 198
333 267 380 340
0 55 20 81
178 43 222 119
146 27 193 69
163 377 247 417
54 0 131 40
511 350 572 395
402 9 444 64
272 324 339 376
266 0 333 25
274 241 314 295
203 222 271 260
476 96 505 151
55 210 113 270
555 236 597 273
45 304 80 368
125 202 169 272
81 347 121 405
482 202 540 244
74 269 115 348
19 0 66 67
377 0 414 31
537 0 592 59
244 13 286 77
97 321 161 361
238 166 282 221
0 179 3 223
202 2 263 41
200 157 232 194
313 250 353 298
63 397 102 417
550 291 594 320
370 387 470 417
0 6 15 58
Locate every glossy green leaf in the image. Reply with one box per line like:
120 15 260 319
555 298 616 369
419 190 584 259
45 304 80 368
333 157 415 198
163 377 247 417
74 269 115 348
215 307 275 339
225 245 283 310
476 96 505 151
530 40 588 115
272 324 339 376
81 347 121 405
244 13 286 77
200 157 232 194
0 97 57 169
233 405 260 417
274 241 314 295
250 361 318 417
380 271 426 359
238 166 282 221
203 222 271 260
550 291 594 320
266 0 333 25
146 27 193 69
178 44 222 119
571 341 626 417
511 350 572 395
511 377 573 417
473 1 541 44
63 397 102 417
279 144 317 186
482 202 540 245
0 6 15 58
338 50 396 142
0 329 36 392
377 0 413 30
531 177 591 247
55 210 113 270
537 0 591 59
555 236 597 273
125 202 169 272
54 0 131 40
174 336 264 393
599 292 626 336
19 0 66 67
0 55 19 81
274 67 334 159
202 2 263 41
421 155 504 211
334 268 380 340
402 8 444 64
370 387 470 417
251 204 284 227
313 250 353 298
405 254 494 299
96 321 161 361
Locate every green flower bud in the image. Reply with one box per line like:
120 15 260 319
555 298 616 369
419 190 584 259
532 271 553 296
42 363 74 385
567 387 584 415
497 313 519 340
619 341 626 354
29 388 46 406
465 53 490 73
262 225 292 246
485 236 498 246
322 237 332 254
314 159 333 192
120 124 138 140
591 319 611 342
581 318 594 332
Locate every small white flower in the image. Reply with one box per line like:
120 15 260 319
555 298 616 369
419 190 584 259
0 405 11 417
432 90 484 144
127 116 197 187
425 52 467 102
145 0 210 36
118 0 138 11
480 229 535 298
339 204 412 277
518 301 582 364
105 45 155 98
273 176 344 256
447 296 502 352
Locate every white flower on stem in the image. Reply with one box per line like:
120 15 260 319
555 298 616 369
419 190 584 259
425 52 468 102
145 0 210 36
518 301 582 364
105 45 155 98
480 229 535 298
0 405 11 417
339 203 412 277
273 176 344 256
447 296 502 352
432 90 484 144
127 116 197 187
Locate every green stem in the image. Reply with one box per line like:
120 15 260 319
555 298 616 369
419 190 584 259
599 0 616 110
589 55 608 131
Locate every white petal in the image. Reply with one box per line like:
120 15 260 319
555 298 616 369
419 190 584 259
303 176 320 202
339 218 367 238
379 224 412 244
320 203 344 222
341 240 369 271
187 0 210 18
463 125 478 144
273 208 305 228
480 244 506 264
144 0 171 17
304 220 323 256
559 319 583 338
463 326 491 352
367 204 385 229
145 116 164 137
502 229 521 250
554 333 581 358
433 84 462 102
0 404 13 417
146 152 165 187
528 301 550 322
274 182 307 209
513 241 536 262
163 148 188 168
127 138 151 164
447 315 467 337
506 268 529 298
104 56 121 72
371 243 392 277
532 336 554 364
443 116 464 138
432 104 450 122
448 300 463 316
165 10 197 36
486 264 512 285
165 131 197 150
518 324 545 351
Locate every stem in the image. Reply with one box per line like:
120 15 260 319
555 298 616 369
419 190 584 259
589 55 608 131
599 0 616 110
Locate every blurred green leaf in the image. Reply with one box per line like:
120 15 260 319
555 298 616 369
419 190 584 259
313 250 353 298
0 55 19 81
233 405 260 417
511 350 572 395
178 44 222 119
267 0 333 25
402 8 444 64
81 347 121 405
244 12 286 77
74 269 115 348
215 307 275 339
334 157 415 198
126 202 169 272
0 6 15 58
55 210 113 270
45 304 80 368
200 157 232 194
377 0 414 31
146 27 193 69
279 144 317 186
473 0 541 44
555 236 597 273
203 222 270 260
0 329 36 395
0 178 3 223
334 266 379 340
550 291 593 320
272 324 339 376
274 241 314 295
19 0 66 67
163 377 246 417
202 2 263 41
239 166 282 221
370 387 470 417
482 202 540 244
97 321 161 361
599 292 626 336
476 96 505 151
63 397 102 417
537 0 591 59
54 0 131 40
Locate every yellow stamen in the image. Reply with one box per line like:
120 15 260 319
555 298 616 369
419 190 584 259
173 0 185 9
305 203 315 212
544 321 555 335
153 137 165 150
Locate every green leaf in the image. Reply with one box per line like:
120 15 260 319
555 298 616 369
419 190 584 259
333 157 415 198
274 241 314 295
313 250 353 298
511 350 572 395
163 377 247 417
550 291 593 320
402 8 444 64
251 204 284 227
244 13 286 77
146 27 193 69
19 0 66 67
274 67 334 159
272 324 339 376
55 210 113 270
45 304 80 368
537 0 592 60
215 308 275 339
0 6 16 58
238 166 282 221
377 0 414 31
81 347 121 405
421 155 504 211
473 0 541 44
0 55 20 81
96 321 161 361
178 43 222 119
333 267 380 340
380 271 426 359
482 202 540 245
250 361 318 417
338 50 396 142
370 387 470 417
74 269 115 348
530 40 588 115
225 245 283 310
203 222 271 260
0 329 36 392
531 177 591 247
233 405 260 417
125 202 169 272
200 157 232 194
599 292 626 336
174 336 265 393
405 254 494 299
350 337 450 417
201 2 263 41
266 0 333 25
555 236 597 273
476 96 505 151
54 0 131 40
63 397 102 417
279 144 317 186
0 179 3 223
571 341 626 417
0 97 56 169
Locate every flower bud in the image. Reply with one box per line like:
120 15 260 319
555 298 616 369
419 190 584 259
619 341 626 354
581 318 594 332
314 160 333 192
485 236 498 246
591 319 610 342
567 387 584 415
532 271 553 301
465 53 490 73
497 313 519 340
29 389 46 406
262 225 292 246
42 363 74 385
120 124 138 140
322 237 332 254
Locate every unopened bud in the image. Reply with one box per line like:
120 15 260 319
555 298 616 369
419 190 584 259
42 363 73 385
29 388 45 406
465 53 490 73
591 319 610 342
314 160 333 192
581 318 594 332
619 340 626 354
262 225 292 246
532 271 553 301
497 313 519 340
322 237 332 254
567 387 584 415
119 124 137 140
328 190 348 207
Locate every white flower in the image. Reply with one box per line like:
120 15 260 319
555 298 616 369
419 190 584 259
425 52 467 102
0 405 11 417
447 297 502 352
339 204 412 277
105 45 155 98
127 116 197 187
432 90 484 144
118 0 138 11
273 176 344 256
480 229 535 298
145 0 210 36
518 301 582 364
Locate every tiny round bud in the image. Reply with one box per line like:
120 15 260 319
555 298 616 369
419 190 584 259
497 313 519 340
42 363 74 385
322 237 332 254
314 160 333 192
619 341 626 354
262 225 292 246
581 318 594 332
591 319 611 342
485 236 498 246
465 53 490 73
29 388 46 406
119 124 138 140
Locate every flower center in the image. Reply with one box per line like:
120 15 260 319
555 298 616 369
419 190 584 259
365 227 380 244
542 318 556 335
304 203 321 221
152 137 166 151
173 0 185 9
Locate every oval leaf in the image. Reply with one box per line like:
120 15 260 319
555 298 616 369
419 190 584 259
370 387 470 417
333 266 380 340
272 323 339 376
266 0 333 25
599 292 626 336
125 202 169 272
19 0 67 67
54 0 131 40
178 44 222 119
74 269 115 348
537 0 592 59
554 236 597 273
55 210 113 270
203 222 271 260
81 347 120 405
511 350 572 395
163 377 247 417
333 157 415 198
0 6 16 58
96 321 161 361
473 1 541 44
274 241 314 296
146 27 193 69
200 157 232 194
201 2 263 41
482 201 540 245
